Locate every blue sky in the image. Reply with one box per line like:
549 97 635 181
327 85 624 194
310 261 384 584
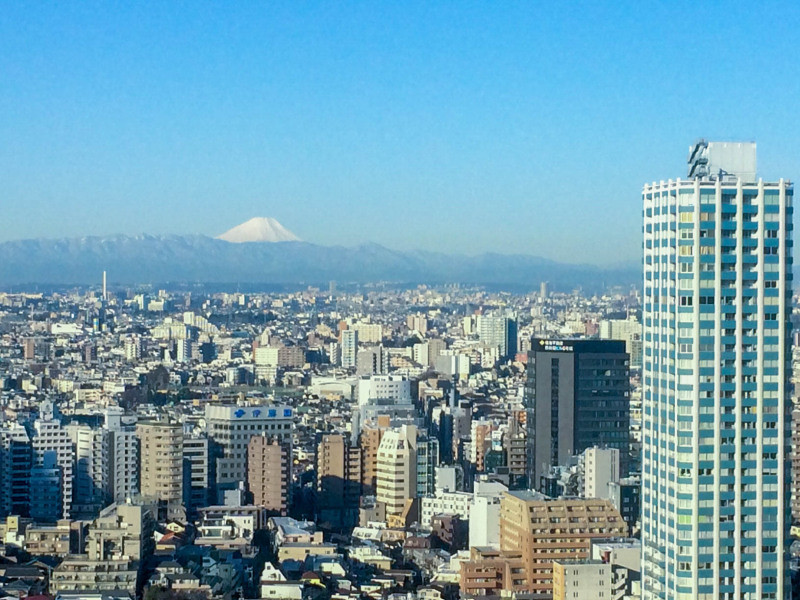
2 2 799 264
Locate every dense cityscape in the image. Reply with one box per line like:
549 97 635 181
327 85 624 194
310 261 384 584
5 1 800 598
0 141 796 599
0 270 644 600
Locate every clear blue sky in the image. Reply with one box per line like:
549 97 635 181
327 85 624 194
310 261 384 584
2 2 799 265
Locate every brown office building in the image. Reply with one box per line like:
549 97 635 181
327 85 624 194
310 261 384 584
359 415 390 495
460 491 626 598
316 434 362 530
247 434 291 515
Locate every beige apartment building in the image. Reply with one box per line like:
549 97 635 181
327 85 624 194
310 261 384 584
136 421 183 515
460 492 626 598
376 424 418 517
51 503 155 595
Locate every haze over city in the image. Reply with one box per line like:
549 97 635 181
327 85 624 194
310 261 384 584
3 3 800 264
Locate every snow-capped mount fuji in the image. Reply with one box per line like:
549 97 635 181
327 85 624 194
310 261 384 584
216 217 301 243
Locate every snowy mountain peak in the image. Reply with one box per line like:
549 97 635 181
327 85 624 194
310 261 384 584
216 217 301 243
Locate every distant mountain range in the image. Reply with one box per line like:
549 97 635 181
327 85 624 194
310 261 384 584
0 228 640 290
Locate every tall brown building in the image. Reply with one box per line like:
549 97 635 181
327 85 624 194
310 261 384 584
460 492 626 598
504 411 527 487
247 434 291 515
23 338 36 361
316 434 362 530
472 422 494 472
359 415 390 495
136 421 184 518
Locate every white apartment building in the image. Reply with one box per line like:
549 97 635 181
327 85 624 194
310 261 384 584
357 374 412 406
33 400 74 519
420 490 473 530
581 446 620 500
341 329 358 369
642 141 791 600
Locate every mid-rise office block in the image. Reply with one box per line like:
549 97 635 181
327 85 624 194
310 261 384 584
504 412 527 489
642 141 792 599
205 403 293 500
609 475 641 535
416 434 438 497
525 339 630 490
359 415 390 495
552 560 612 600
581 446 620 500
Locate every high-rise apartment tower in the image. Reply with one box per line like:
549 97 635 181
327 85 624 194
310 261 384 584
642 141 792 599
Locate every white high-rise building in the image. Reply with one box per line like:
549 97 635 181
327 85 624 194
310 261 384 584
341 329 358 369
105 407 139 503
124 335 142 362
468 479 508 548
599 315 643 368
477 313 517 359
176 338 193 363
642 140 792 600
67 424 108 516
32 400 74 519
376 424 418 517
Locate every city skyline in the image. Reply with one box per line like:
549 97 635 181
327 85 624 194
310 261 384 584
3 3 800 599
3 3 800 264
